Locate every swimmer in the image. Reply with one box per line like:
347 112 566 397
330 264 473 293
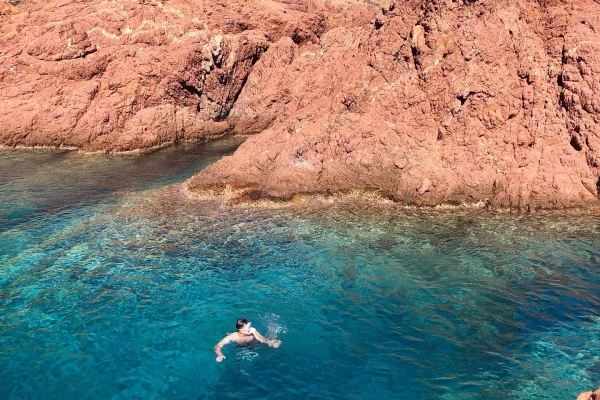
214 318 281 362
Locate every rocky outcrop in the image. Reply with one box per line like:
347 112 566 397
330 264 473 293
3 0 600 209
185 0 600 210
578 388 600 400
0 0 331 150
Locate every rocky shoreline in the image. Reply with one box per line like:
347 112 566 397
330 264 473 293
3 0 600 212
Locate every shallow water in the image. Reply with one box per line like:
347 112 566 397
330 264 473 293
1 139 600 399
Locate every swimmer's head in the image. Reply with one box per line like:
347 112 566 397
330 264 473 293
236 318 250 331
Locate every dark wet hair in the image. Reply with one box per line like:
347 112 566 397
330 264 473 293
236 318 249 330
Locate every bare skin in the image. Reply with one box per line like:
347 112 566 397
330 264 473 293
215 322 281 362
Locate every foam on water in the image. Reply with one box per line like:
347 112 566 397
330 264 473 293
263 313 287 339
1 141 600 399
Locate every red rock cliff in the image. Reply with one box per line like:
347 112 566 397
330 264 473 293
2 0 600 210
0 0 328 150
188 0 600 210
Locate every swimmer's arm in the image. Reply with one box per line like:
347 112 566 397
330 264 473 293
214 334 233 361
251 328 281 348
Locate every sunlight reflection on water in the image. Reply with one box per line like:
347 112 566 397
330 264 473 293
1 142 600 399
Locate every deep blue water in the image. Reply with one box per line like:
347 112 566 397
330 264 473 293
1 139 600 399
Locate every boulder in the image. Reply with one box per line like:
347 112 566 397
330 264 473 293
577 388 600 400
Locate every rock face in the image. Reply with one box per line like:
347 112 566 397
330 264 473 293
185 0 600 210
0 0 326 150
578 388 600 400
3 0 600 210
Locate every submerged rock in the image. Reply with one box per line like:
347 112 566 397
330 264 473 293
3 0 600 210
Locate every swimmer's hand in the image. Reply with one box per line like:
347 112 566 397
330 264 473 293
268 339 281 348
216 355 225 362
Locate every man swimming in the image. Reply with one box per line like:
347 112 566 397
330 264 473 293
214 318 281 362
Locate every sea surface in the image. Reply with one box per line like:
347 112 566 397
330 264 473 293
1 138 600 399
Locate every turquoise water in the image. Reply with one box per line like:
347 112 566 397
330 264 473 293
1 139 600 399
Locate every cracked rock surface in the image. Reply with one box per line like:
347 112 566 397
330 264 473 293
186 0 600 210
0 0 325 150
3 0 600 210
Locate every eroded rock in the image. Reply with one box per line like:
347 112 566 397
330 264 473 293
0 0 327 150
186 0 600 210
3 0 600 210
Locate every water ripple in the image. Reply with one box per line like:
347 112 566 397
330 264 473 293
2 147 600 399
